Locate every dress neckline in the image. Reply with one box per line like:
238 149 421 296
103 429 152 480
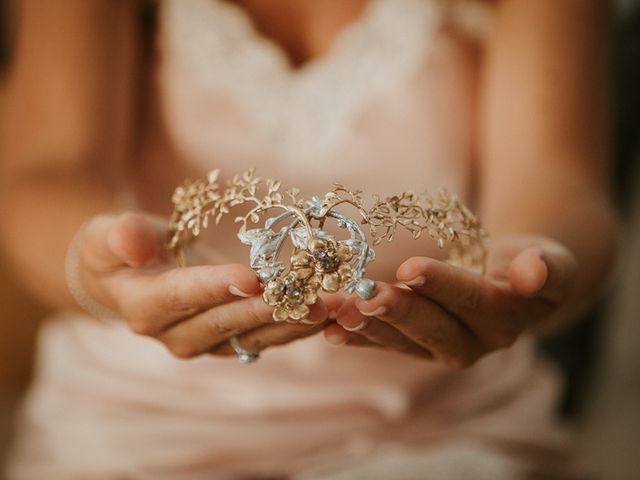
160 0 445 166
208 0 389 80
218 0 380 75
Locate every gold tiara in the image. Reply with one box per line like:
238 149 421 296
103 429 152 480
168 168 487 323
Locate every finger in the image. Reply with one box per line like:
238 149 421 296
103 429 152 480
397 257 549 350
508 247 547 297
158 297 328 358
107 213 170 268
508 245 577 304
323 323 386 349
334 297 368 331
396 256 537 323
353 282 482 367
344 334 380 349
212 320 328 356
108 263 262 333
82 212 168 272
396 257 492 317
323 322 379 348
323 322 351 345
321 292 350 319
349 321 432 359
336 298 433 360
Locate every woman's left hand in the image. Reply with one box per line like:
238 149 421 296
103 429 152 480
324 235 578 368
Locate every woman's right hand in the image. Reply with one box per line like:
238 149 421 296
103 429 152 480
73 212 332 359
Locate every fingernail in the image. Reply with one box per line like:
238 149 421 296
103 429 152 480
300 318 323 325
403 276 425 287
343 319 369 332
358 306 387 317
228 285 253 297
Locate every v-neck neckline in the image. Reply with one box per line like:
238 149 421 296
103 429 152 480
214 0 384 79
220 0 378 74
160 0 445 166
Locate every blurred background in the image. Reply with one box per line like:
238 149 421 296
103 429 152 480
0 0 48 467
0 1 639 479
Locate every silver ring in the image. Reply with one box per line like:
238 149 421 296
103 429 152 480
229 336 260 365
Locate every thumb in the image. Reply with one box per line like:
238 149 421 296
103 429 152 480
508 243 577 304
83 212 169 271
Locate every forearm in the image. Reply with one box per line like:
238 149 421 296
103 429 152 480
0 0 140 311
0 168 117 310
477 0 616 333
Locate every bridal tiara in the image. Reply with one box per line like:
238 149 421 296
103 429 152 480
168 168 487 323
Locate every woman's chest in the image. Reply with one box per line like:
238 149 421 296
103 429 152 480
154 0 481 190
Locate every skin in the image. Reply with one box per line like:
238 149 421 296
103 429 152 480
0 0 618 366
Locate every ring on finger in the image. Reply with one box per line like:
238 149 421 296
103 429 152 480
230 335 260 365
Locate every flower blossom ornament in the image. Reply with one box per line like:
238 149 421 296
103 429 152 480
168 168 487 322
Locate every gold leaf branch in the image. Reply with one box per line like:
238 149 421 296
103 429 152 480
168 168 305 251
321 184 488 270
168 170 223 249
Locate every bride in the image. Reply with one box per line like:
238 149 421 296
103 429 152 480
2 0 617 478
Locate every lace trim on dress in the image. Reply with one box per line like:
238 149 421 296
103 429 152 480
160 0 446 165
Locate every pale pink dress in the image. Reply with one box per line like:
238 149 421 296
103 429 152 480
7 1 582 478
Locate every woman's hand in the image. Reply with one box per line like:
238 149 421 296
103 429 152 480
324 235 578 368
74 212 333 359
